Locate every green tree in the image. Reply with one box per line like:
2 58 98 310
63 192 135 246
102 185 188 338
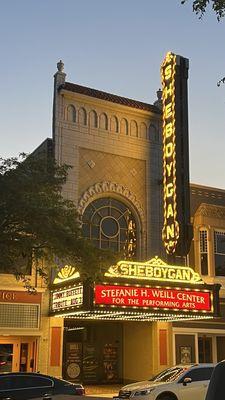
181 0 225 20
0 153 116 290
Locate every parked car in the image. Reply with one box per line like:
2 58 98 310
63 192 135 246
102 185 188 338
0 372 85 400
114 364 215 400
205 359 225 400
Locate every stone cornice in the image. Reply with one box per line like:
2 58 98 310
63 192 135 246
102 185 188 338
195 203 225 219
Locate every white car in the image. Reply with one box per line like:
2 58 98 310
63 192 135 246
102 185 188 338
114 364 215 400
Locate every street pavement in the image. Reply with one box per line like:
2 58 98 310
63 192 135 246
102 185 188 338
33 396 115 400
33 384 121 399
85 384 121 398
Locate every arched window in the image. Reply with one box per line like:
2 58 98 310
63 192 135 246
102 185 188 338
89 110 98 128
99 113 108 130
110 116 119 133
214 230 225 276
130 120 138 137
149 123 159 141
200 229 209 275
140 122 147 139
67 105 76 122
78 107 87 125
121 118 128 135
82 197 137 258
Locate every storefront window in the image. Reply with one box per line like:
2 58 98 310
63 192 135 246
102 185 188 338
0 344 13 373
214 231 225 276
216 336 225 361
175 334 195 364
198 336 213 363
82 197 137 258
200 230 208 275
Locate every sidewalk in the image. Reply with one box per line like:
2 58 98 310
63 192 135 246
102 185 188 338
85 384 122 398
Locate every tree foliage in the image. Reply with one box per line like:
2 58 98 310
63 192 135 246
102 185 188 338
181 0 225 20
0 153 116 288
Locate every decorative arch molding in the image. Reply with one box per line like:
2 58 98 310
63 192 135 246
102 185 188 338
77 181 144 220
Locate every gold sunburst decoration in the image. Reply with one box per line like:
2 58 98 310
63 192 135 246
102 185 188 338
53 265 80 284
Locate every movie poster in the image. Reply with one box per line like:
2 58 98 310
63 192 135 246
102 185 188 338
103 343 118 383
83 343 99 383
65 342 82 382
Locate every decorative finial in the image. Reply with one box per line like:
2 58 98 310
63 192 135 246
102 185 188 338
157 88 162 100
154 88 162 110
57 60 64 73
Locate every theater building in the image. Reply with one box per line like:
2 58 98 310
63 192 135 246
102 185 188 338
48 59 167 383
45 59 223 384
2 57 225 383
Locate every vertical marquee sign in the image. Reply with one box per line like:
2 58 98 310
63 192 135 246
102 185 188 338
161 52 193 257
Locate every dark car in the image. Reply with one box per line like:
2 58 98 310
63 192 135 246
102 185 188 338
205 360 225 400
0 372 85 400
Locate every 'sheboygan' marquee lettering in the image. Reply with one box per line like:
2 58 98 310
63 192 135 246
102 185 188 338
161 52 179 254
105 257 204 284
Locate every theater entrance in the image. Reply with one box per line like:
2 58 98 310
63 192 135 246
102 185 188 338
63 320 123 385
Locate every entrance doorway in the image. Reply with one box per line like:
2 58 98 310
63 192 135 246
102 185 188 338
0 337 38 373
63 321 123 384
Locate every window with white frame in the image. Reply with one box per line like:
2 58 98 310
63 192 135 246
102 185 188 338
200 230 208 275
214 230 225 276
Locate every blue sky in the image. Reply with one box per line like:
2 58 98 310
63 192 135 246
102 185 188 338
1 0 225 188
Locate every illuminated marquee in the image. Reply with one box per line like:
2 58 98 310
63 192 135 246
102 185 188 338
161 52 179 254
105 256 204 285
49 258 219 321
51 284 83 311
53 265 80 285
95 284 212 313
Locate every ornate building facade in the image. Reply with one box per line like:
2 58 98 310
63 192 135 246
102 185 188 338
50 61 165 383
48 62 225 383
1 61 225 385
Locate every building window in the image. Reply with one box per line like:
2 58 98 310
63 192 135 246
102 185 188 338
200 230 208 275
99 113 108 130
89 110 98 128
214 230 225 276
140 122 147 139
198 336 213 363
121 118 128 135
82 197 137 258
79 107 87 125
130 120 138 137
110 116 119 133
67 105 76 122
149 123 159 141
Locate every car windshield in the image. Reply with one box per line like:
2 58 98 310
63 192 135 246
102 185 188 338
150 367 185 383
